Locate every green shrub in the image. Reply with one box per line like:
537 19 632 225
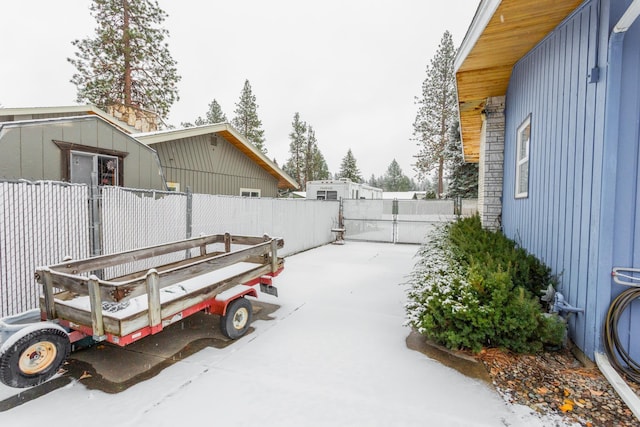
405 215 560 353
447 215 551 297
537 313 566 349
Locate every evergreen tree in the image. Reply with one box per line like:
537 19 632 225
232 79 266 153
423 178 437 199
305 126 317 183
413 31 457 198
312 149 330 181
69 0 180 119
283 112 307 186
382 159 412 191
283 114 330 187
368 174 380 188
338 149 362 183
206 99 227 123
410 178 420 191
306 127 330 182
446 120 478 198
183 99 227 127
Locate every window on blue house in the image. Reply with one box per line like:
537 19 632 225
515 116 531 198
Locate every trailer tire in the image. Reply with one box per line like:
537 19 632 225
220 298 253 339
0 328 70 388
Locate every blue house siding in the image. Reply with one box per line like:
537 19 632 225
501 1 608 358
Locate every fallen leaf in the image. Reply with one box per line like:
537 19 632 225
559 399 574 412
589 389 604 396
537 387 549 395
563 388 571 397
79 371 92 380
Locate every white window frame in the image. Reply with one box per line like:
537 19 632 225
515 116 531 199
240 188 261 198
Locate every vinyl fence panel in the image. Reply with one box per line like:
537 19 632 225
0 181 89 317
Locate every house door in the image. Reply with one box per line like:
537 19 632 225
70 151 118 259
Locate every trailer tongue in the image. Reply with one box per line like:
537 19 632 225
0 233 284 388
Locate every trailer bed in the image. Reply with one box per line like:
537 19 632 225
36 233 284 345
0 232 284 388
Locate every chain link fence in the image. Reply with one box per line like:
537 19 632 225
0 181 90 317
0 181 474 317
0 182 339 316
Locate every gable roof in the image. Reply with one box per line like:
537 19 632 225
0 105 139 134
454 0 584 162
0 114 159 155
136 123 299 190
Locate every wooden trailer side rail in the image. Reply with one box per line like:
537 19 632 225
35 233 284 339
41 233 274 275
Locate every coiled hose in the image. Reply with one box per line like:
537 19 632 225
604 286 640 383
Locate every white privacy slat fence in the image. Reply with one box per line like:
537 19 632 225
1 182 339 317
1 180 474 317
0 181 90 317
101 187 190 279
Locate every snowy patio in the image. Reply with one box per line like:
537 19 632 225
0 242 570 426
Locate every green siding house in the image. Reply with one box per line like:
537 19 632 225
136 123 298 197
0 115 166 190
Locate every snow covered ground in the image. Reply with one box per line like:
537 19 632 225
0 242 574 427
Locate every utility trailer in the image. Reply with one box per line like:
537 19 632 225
0 233 284 388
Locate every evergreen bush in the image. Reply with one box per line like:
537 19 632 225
405 215 561 353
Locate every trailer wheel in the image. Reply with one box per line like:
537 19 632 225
0 328 70 388
220 298 253 339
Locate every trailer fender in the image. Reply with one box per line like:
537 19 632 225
211 285 257 316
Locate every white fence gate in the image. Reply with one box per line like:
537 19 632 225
342 199 477 244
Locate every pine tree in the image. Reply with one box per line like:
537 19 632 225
306 127 331 182
338 149 362 183
413 31 457 198
283 112 307 186
312 150 330 181
382 159 412 191
446 120 478 198
69 0 180 119
232 79 266 153
206 99 227 123
284 115 330 187
183 99 227 127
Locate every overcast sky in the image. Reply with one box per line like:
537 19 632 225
0 0 479 181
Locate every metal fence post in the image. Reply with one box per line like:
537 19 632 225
392 198 399 243
185 186 193 259
90 174 102 258
186 186 193 239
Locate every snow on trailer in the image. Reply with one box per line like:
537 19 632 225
0 233 284 388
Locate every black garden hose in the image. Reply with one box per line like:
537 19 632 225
604 286 640 383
